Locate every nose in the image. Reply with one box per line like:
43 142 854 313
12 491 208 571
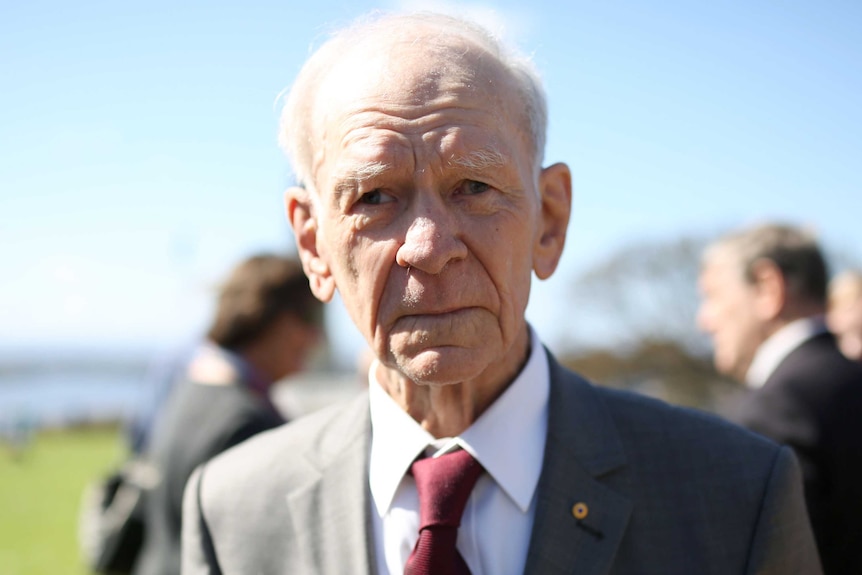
395 211 468 275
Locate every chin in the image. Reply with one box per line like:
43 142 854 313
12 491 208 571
396 348 490 386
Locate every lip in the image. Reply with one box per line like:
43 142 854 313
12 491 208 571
401 306 476 318
389 306 481 330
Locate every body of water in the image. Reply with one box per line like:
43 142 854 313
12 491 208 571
0 372 145 430
0 368 362 433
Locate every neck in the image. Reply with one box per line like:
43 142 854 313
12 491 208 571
236 346 276 392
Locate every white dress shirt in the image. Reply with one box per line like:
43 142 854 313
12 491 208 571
745 316 828 388
368 326 550 575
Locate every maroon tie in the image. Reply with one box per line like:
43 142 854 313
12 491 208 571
404 449 484 575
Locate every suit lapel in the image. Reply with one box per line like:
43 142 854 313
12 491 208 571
286 393 377 575
524 352 632 575
281 354 634 574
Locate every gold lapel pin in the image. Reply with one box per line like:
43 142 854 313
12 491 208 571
572 502 589 520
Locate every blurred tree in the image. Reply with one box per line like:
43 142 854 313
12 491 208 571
566 235 712 356
559 339 739 413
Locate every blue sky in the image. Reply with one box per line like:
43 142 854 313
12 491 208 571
2 0 860 366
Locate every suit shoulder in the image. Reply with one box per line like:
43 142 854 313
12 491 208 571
595 382 779 455
548 356 778 455
198 391 368 501
774 334 862 387
768 336 862 417
573 376 798 512
544 364 817 572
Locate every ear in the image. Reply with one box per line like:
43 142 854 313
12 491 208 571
533 162 572 280
284 186 336 303
750 258 786 320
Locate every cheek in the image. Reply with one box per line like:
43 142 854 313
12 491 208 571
481 228 532 315
714 294 744 332
483 218 533 282
336 237 401 339
501 265 532 322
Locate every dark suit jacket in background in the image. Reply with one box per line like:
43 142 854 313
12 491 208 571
730 332 862 574
134 374 285 575
183 351 821 574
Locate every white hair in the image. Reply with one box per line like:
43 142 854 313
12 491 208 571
277 10 547 192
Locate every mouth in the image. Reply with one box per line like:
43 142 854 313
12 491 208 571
389 306 483 333
387 306 491 357
400 306 477 319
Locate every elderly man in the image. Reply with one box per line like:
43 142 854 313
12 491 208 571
698 223 862 574
183 12 820 574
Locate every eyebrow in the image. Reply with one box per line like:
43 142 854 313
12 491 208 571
330 161 393 200
332 160 392 188
349 161 392 181
447 147 507 171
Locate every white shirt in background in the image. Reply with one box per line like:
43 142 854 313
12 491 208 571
745 316 828 388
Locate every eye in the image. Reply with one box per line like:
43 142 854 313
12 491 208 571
462 180 491 195
358 189 395 205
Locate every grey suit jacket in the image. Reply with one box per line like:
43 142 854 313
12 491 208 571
182 352 821 574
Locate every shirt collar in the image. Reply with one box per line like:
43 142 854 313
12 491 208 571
368 325 550 516
745 316 827 388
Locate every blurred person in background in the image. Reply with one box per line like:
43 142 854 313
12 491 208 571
698 222 862 574
132 252 323 575
126 340 199 455
827 269 862 362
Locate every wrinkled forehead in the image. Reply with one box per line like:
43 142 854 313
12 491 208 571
310 29 521 148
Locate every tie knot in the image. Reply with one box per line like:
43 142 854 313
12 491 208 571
411 449 484 529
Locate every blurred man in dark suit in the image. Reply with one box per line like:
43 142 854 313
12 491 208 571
698 223 862 574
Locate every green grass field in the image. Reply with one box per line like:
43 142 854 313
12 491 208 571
0 426 125 575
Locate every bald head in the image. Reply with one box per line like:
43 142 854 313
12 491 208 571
279 12 547 193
